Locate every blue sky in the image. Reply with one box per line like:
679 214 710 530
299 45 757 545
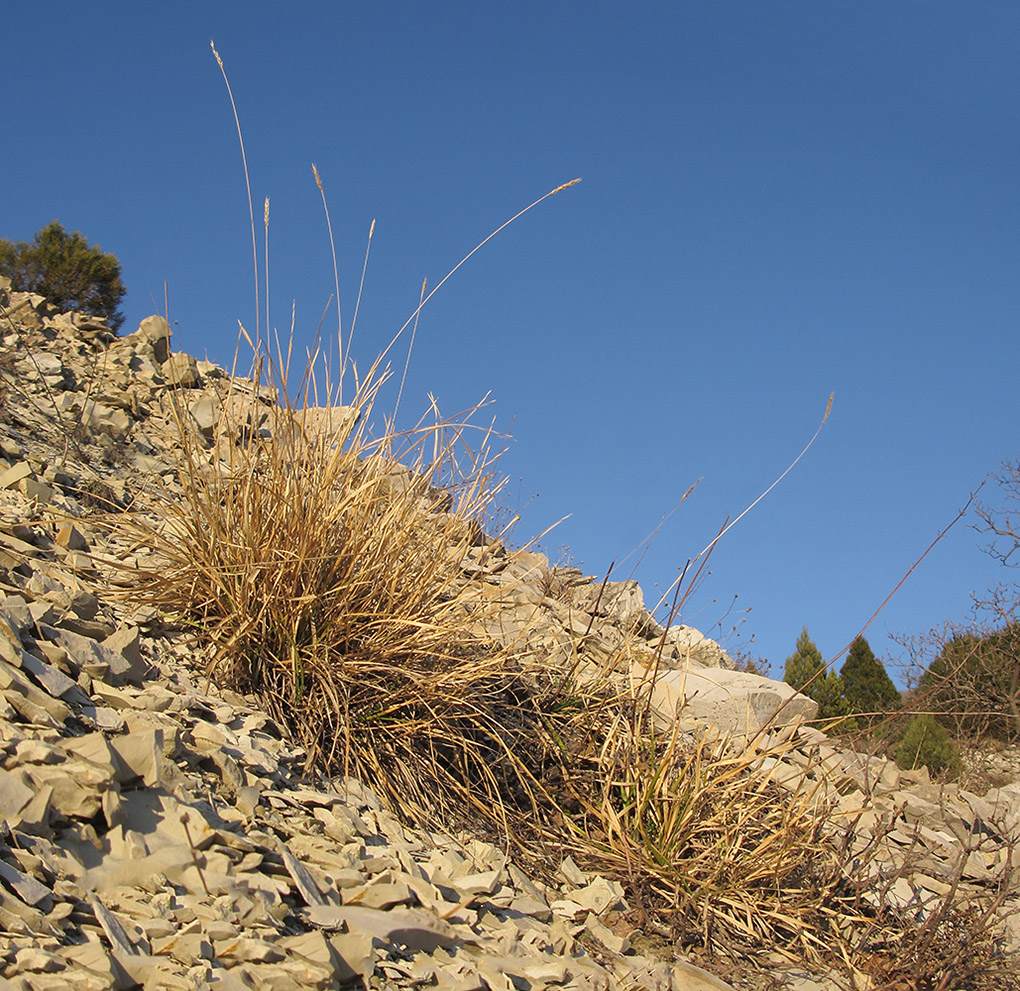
4 3 1019 680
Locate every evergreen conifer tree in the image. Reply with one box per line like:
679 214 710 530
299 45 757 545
783 627 850 723
0 221 126 331
783 627 824 692
840 635 900 723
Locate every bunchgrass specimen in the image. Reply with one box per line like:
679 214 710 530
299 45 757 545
560 700 849 960
116 337 580 840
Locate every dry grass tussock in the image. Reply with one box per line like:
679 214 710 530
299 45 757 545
107 40 590 848
562 713 845 958
114 341 572 835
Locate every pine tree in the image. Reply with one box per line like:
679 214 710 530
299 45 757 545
840 635 900 723
783 627 850 723
783 627 824 692
812 671 852 723
0 221 126 331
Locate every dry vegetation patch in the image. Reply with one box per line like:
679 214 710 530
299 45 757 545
111 353 575 837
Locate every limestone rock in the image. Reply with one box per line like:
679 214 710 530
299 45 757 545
664 623 734 668
635 662 818 734
572 580 657 635
161 353 201 389
85 402 133 441
132 315 171 364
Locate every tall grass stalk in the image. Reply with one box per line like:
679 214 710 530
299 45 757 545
210 40 259 344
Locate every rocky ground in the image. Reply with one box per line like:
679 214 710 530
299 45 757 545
0 283 1017 990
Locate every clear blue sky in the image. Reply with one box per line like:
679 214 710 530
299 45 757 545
5 3 1019 680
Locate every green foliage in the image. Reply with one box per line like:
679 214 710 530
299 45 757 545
783 627 851 723
0 221 126 331
812 671 854 723
783 627 824 692
920 624 1020 742
895 714 959 777
840 635 900 723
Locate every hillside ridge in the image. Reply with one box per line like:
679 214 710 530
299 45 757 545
0 284 1017 990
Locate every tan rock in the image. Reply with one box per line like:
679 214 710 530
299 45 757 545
585 913 630 954
188 395 218 437
13 784 53 834
0 660 71 725
41 624 149 687
57 732 118 772
303 904 460 952
342 880 415 909
0 461 33 490
557 855 586 887
150 932 213 963
17 476 55 505
450 867 503 898
563 875 625 915
27 759 112 819
100 627 149 683
215 936 285 963
161 353 201 389
0 858 52 908
58 934 134 990
132 315 171 364
107 731 164 786
327 931 375 984
636 663 817 735
671 959 739 991
85 402 133 441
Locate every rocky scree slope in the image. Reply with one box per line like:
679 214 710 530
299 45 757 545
0 283 1016 990
0 284 751 991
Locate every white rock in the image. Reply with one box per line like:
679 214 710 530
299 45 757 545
636 663 818 734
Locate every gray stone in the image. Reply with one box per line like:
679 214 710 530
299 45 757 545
85 402 133 441
0 767 35 816
101 627 145 674
665 624 735 668
39 623 150 686
637 663 818 735
56 523 89 552
573 579 655 634
189 395 218 437
133 315 171 364
21 352 65 387
161 353 201 388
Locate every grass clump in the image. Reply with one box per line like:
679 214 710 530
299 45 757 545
116 346 563 833
561 706 849 961
108 40 593 845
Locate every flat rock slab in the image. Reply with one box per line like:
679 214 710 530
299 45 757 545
638 664 818 734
